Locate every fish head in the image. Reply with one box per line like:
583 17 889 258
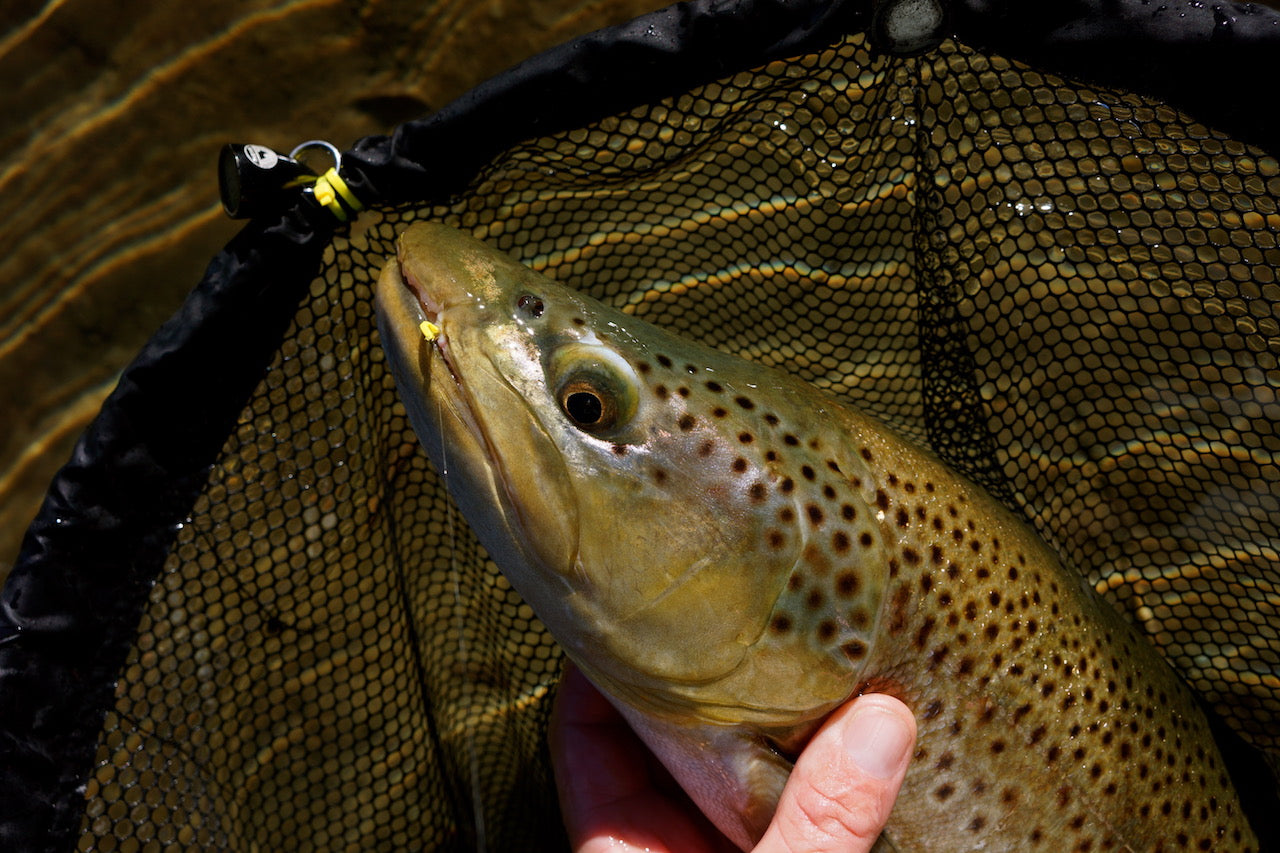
376 224 879 721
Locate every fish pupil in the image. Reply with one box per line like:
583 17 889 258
565 391 603 425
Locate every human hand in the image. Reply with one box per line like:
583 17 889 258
549 663 916 853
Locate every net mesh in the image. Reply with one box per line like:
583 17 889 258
76 33 1279 850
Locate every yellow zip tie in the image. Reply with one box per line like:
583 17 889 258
419 320 441 341
310 167 363 222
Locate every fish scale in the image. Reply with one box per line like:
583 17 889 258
375 222 1258 851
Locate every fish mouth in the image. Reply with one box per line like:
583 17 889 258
379 241 581 577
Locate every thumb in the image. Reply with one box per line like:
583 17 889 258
753 694 915 853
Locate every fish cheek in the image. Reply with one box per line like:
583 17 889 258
567 466 797 691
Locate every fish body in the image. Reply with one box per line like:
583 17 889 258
375 223 1257 851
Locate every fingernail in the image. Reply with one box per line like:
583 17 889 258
843 706 913 780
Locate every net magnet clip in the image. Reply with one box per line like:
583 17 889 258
218 140 364 222
219 143 317 219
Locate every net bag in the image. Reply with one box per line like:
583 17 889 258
3 0 1279 849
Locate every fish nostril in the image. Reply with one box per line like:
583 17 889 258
517 293 545 317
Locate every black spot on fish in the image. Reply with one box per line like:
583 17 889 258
677 386 690 398
637 361 651 374
861 448 873 461
841 504 856 520
656 354 672 368
748 482 767 502
801 465 815 480
734 395 754 410
832 531 850 553
655 385 670 399
914 617 937 650
836 572 859 597
678 414 696 431
806 505 824 525
705 380 723 392
842 640 867 659
731 457 748 473
712 406 728 418
685 363 697 374
698 440 715 458
887 586 909 634
738 431 754 444
784 434 799 446
764 413 779 426
770 614 791 634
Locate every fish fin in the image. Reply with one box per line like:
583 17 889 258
611 705 791 851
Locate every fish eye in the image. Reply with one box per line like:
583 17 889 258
558 377 617 431
550 345 638 437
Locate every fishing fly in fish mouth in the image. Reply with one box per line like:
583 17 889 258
375 222 1260 851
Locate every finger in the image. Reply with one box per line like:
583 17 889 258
549 663 654 820
754 694 916 853
549 663 732 853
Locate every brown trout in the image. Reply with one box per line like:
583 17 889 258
375 223 1257 851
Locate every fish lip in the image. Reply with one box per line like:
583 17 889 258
399 260 442 327
394 253 460 381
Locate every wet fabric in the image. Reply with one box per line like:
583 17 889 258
2 0 1279 849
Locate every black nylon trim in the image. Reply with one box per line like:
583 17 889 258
0 208 332 851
